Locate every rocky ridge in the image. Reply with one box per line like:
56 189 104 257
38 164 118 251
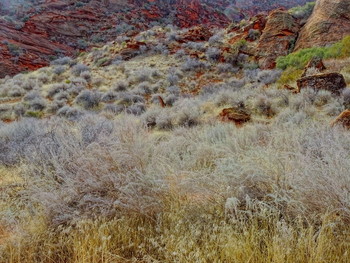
0 0 315 77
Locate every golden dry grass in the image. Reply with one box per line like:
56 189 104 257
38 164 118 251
1 193 350 263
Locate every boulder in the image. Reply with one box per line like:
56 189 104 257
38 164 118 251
331 110 350 128
295 0 350 50
297 73 346 95
219 107 251 125
179 26 213 43
257 10 300 69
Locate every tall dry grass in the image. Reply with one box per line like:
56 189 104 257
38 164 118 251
1 114 350 262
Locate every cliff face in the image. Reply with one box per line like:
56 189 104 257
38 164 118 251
295 0 350 50
0 0 315 77
257 10 300 69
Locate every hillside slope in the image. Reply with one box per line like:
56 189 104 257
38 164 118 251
0 0 313 77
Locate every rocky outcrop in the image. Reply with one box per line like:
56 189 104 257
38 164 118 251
297 73 347 95
257 10 300 69
295 0 350 50
0 0 315 77
331 110 350 128
219 107 251 125
0 20 74 78
179 26 213 43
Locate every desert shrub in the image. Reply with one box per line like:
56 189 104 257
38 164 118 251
46 100 66 114
313 90 333 107
115 22 135 34
208 32 224 45
92 77 104 87
129 68 154 84
71 64 90 76
174 99 202 127
80 71 92 82
21 79 37 91
199 84 220 96
67 85 84 98
118 92 145 105
155 108 174 129
323 100 344 116
167 73 180 86
8 85 25 97
0 105 13 121
37 72 51 84
52 66 66 75
101 91 119 103
251 94 276 117
181 58 207 72
113 80 129 92
275 108 309 125
213 89 241 107
247 29 261 41
182 42 206 52
244 69 259 83
152 43 169 55
289 88 317 111
276 35 350 70
166 85 181 95
75 90 102 110
289 1 316 20
57 105 84 120
23 91 42 102
342 88 350 108
47 83 69 98
164 94 178 106
135 82 152 95
26 98 47 111
50 56 74 66
217 63 238 74
206 47 221 62
175 49 186 59
103 104 125 114
127 103 146 115
229 78 246 89
54 91 69 101
277 67 303 86
256 70 282 85
165 31 179 42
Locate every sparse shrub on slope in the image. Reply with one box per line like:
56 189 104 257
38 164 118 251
75 90 102 110
71 63 90 77
289 1 315 20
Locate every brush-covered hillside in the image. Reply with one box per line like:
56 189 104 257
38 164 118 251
1 0 350 262
0 0 314 77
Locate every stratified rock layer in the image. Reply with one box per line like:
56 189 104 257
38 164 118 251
295 0 350 50
257 10 300 69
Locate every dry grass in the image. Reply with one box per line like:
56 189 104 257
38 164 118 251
1 116 350 262
2 201 350 263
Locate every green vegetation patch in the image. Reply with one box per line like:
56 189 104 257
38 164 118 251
276 35 350 70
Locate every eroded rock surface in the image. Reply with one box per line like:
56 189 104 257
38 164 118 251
295 0 350 50
297 73 347 95
257 10 300 69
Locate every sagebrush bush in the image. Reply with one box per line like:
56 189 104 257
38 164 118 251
51 56 74 66
75 90 102 110
47 83 69 98
71 63 90 76
206 47 221 62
